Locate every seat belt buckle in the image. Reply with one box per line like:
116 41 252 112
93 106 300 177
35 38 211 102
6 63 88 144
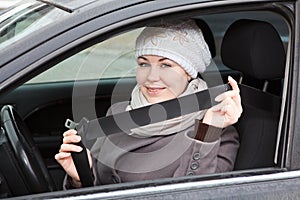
65 119 78 129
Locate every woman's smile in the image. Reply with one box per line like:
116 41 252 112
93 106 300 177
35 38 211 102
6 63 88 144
145 86 166 95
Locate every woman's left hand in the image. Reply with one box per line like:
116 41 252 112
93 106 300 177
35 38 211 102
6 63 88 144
203 76 243 128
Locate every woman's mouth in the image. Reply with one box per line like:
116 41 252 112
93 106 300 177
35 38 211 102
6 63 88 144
146 86 165 95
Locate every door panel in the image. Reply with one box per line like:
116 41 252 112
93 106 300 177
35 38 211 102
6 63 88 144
0 77 136 189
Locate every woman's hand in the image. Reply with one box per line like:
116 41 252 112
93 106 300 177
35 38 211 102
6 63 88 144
55 129 92 184
203 76 243 128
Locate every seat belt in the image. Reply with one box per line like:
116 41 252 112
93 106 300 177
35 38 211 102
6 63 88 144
65 83 232 187
71 141 94 187
66 119 94 187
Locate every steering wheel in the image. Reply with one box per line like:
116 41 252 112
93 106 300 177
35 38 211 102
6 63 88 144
0 105 56 194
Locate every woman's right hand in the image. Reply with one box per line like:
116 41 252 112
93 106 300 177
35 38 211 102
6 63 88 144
55 129 92 183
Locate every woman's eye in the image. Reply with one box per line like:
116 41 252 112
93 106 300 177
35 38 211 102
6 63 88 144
139 63 150 67
161 63 171 68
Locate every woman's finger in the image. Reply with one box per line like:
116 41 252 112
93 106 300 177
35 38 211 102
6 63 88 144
215 90 239 102
60 143 83 153
63 134 81 144
228 76 239 92
212 97 242 120
55 152 71 160
215 84 242 109
211 97 234 111
63 129 77 137
228 76 242 105
216 76 241 100
223 97 242 117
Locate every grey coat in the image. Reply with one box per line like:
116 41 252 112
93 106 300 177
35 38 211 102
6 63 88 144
65 102 239 188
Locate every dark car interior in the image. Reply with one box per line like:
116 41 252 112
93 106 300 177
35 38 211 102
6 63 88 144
0 8 289 198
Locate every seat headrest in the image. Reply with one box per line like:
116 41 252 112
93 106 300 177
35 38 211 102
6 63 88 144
221 19 286 80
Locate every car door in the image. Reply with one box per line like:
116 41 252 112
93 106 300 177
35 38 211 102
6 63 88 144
0 0 297 199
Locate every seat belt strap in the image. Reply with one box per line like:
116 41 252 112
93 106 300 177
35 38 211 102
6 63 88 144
81 83 232 141
64 118 94 187
65 83 231 187
71 141 94 187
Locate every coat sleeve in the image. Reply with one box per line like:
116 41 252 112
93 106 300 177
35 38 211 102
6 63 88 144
185 121 239 174
215 125 240 172
107 102 239 173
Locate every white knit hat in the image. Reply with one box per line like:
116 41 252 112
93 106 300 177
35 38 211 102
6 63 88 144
135 19 212 78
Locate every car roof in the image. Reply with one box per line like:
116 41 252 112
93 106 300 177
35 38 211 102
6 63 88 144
39 0 149 12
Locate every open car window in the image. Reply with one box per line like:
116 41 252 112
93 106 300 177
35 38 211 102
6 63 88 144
27 11 288 84
25 9 289 174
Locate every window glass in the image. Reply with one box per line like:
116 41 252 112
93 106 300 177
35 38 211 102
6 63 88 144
27 28 143 84
26 11 288 84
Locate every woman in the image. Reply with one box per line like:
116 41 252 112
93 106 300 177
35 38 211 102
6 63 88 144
55 19 242 188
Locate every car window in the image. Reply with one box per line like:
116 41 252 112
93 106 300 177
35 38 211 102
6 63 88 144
26 11 288 84
27 28 143 84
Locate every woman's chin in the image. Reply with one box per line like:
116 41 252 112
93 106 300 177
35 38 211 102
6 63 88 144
147 98 162 104
146 96 174 104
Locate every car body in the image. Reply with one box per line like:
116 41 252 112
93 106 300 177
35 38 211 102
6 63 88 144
0 0 300 199
0 0 21 10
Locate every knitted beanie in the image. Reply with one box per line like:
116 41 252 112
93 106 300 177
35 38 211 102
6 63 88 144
135 19 212 78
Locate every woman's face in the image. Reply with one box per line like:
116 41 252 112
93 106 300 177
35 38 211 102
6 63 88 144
136 55 191 104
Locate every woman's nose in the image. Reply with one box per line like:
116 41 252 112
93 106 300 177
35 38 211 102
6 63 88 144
146 66 160 82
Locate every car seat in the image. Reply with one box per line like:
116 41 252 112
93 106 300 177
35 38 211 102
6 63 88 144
221 19 286 170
